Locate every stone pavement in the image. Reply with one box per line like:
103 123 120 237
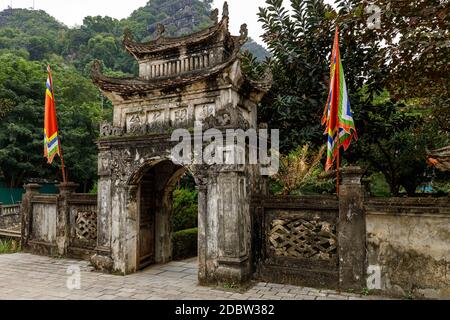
0 253 387 300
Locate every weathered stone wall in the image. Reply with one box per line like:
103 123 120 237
67 194 98 260
0 204 21 230
252 195 340 289
22 193 59 256
95 131 263 284
252 168 450 298
365 198 450 299
21 184 98 259
31 199 57 243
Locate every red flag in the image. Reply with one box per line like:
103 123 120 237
44 65 60 164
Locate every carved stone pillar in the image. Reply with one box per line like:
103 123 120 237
96 150 112 255
90 148 116 272
56 182 79 256
197 184 208 284
215 170 251 284
338 166 366 290
21 184 41 248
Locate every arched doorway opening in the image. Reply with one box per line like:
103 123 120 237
135 160 198 270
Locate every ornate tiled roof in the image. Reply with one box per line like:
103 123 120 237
91 41 241 96
123 2 233 60
123 18 229 58
91 1 271 97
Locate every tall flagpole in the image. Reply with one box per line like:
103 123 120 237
58 136 68 184
336 144 340 195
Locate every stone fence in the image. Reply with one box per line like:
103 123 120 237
252 167 365 292
252 195 340 289
21 183 98 260
0 203 21 231
13 169 450 299
365 197 450 299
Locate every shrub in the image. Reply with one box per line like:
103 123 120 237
172 228 198 261
272 144 326 195
172 188 198 232
368 173 392 197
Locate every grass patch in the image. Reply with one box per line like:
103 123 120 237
223 282 238 289
0 239 20 254
361 287 371 296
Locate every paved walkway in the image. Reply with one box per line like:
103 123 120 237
0 253 386 300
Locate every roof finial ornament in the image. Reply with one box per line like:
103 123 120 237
123 28 134 43
239 23 248 45
222 1 229 19
156 24 165 39
211 8 219 24
91 60 103 79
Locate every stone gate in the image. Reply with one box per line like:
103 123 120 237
90 2 272 284
14 3 450 297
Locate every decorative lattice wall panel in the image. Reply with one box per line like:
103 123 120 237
75 211 97 242
69 202 98 250
269 218 337 261
252 197 340 288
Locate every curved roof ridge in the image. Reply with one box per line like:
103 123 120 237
91 39 241 95
123 17 229 56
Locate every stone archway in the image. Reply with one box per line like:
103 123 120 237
129 159 196 270
91 3 272 285
94 137 262 285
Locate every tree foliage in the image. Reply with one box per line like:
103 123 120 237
273 144 325 195
0 2 269 190
172 188 198 232
251 0 449 195
0 53 104 189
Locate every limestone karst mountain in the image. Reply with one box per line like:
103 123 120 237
0 1 269 75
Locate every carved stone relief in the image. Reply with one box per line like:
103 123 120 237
203 105 250 130
195 104 216 122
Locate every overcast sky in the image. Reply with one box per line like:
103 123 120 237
0 0 335 46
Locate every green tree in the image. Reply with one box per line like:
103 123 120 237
256 0 342 152
252 0 448 195
0 53 104 189
357 95 445 196
0 54 45 188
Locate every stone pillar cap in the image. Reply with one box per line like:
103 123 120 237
24 183 41 192
340 166 364 185
341 166 364 174
56 182 79 187
56 182 79 193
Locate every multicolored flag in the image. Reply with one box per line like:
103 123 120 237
322 26 358 172
44 65 61 164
